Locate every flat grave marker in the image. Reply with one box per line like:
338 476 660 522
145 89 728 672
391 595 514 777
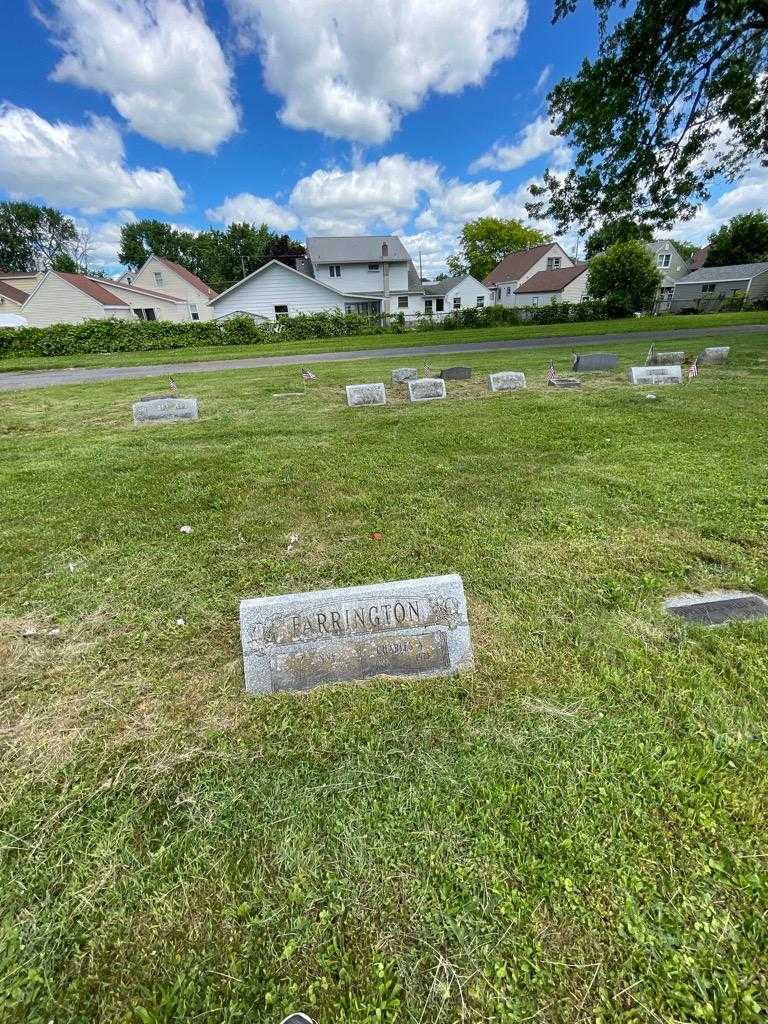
628 365 682 385
697 346 730 365
488 371 526 392
391 367 419 383
440 366 472 380
346 383 387 407
240 574 474 694
132 396 199 424
408 377 446 402
572 352 619 372
665 590 768 626
548 377 581 389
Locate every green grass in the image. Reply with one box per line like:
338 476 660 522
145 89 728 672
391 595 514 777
2 309 767 373
2 334 768 1023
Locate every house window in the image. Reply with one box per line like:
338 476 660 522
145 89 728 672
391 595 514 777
367 264 379 272
189 303 199 321
506 286 511 295
329 265 342 278
530 296 539 306
274 304 289 319
132 308 145 319
153 272 164 287
144 308 157 320
701 283 716 293
546 257 561 270
657 253 671 268
453 297 461 309
435 298 444 312
424 299 433 313
476 296 484 307
397 295 409 309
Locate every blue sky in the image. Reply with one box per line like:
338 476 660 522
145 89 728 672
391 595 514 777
0 1 762 276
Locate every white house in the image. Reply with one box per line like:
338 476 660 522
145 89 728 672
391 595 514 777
120 255 217 321
0 278 28 314
422 274 491 314
513 264 590 306
483 242 579 306
19 270 191 327
670 262 768 310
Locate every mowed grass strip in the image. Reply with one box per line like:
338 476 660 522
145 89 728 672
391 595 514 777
1 335 767 1023
2 309 767 373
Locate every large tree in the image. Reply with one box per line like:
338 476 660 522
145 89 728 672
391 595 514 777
118 219 305 292
528 1 768 232
705 211 768 266
584 220 653 260
0 201 82 272
447 217 550 281
587 240 662 315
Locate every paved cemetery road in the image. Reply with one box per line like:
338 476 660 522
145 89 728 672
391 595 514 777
1 322 765 393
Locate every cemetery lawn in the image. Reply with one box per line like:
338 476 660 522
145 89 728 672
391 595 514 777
2 333 768 1023
1 309 767 372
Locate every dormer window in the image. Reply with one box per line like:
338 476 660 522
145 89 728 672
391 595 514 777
546 257 561 270
657 253 671 267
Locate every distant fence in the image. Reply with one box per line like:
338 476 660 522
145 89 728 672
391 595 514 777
652 295 768 316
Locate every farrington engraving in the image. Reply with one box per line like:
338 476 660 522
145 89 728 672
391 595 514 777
240 574 473 694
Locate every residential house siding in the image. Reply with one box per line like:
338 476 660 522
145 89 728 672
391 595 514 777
211 262 354 320
127 256 215 320
22 274 129 327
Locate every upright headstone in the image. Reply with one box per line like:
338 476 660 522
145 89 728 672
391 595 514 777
132 397 199 424
391 367 419 383
628 365 682 385
488 371 527 392
408 378 446 402
240 574 474 694
440 366 472 380
346 383 386 407
697 346 730 365
572 352 619 372
665 590 768 625
647 350 684 366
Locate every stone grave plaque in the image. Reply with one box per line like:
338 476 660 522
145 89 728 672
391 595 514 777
647 350 684 366
408 377 446 402
132 397 198 424
391 367 418 383
240 574 474 694
346 383 386 407
488 371 526 392
697 346 730 366
440 366 472 380
628 365 682 385
548 377 581 389
665 590 768 625
572 352 619 372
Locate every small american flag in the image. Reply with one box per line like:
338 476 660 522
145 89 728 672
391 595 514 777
547 362 557 384
646 344 655 365
688 359 699 379
301 368 317 382
169 377 178 394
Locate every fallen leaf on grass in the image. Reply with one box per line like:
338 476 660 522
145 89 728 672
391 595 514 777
372 532 383 541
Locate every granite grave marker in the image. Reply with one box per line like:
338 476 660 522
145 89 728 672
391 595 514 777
240 574 474 694
628 365 682 385
488 371 526 392
572 352 619 372
440 366 472 380
647 350 684 366
697 346 730 365
408 377 446 402
391 367 419 383
132 396 199 424
346 383 387 407
665 590 768 625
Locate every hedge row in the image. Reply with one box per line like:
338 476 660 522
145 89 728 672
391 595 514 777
0 300 615 359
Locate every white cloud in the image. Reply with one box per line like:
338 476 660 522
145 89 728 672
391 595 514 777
470 115 571 172
40 0 238 153
670 164 768 244
534 64 552 94
0 104 184 213
227 0 528 143
289 154 441 234
205 193 299 231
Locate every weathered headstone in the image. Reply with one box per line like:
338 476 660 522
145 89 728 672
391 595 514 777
408 377 446 402
391 367 419 383
697 346 730 365
647 350 684 366
240 574 474 694
346 383 386 407
628 365 682 385
132 397 198 424
440 366 472 380
548 377 581 389
572 352 619 372
488 371 526 392
665 590 768 625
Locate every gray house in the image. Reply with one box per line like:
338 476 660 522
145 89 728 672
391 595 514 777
670 262 768 311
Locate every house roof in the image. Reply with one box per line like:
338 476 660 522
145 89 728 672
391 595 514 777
424 274 469 296
483 243 559 286
515 264 588 294
0 279 28 304
155 256 218 298
56 272 129 306
689 245 710 271
306 235 410 265
107 279 187 303
209 258 381 305
678 262 768 284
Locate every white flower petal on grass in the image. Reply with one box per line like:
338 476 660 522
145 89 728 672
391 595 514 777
179 525 193 534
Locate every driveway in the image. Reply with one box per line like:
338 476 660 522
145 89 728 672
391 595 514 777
0 323 764 393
